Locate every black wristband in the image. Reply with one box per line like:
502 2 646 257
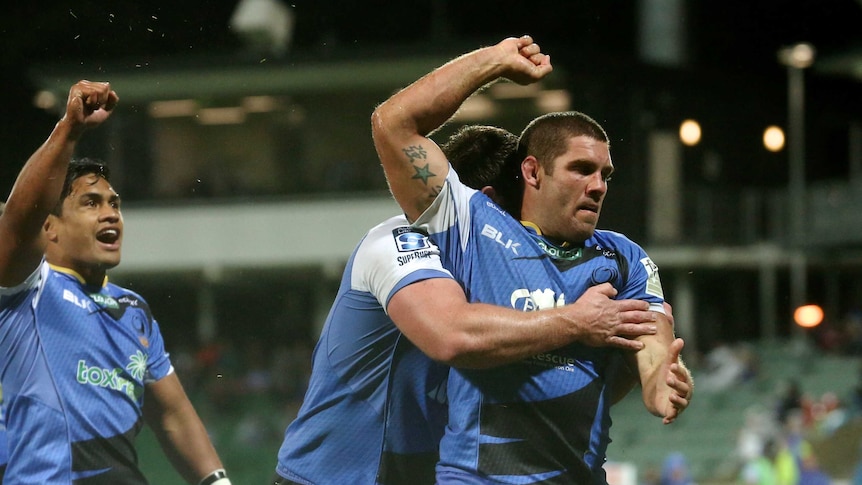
199 469 228 485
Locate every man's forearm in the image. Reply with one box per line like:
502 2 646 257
371 37 552 222
389 280 656 369
373 45 504 138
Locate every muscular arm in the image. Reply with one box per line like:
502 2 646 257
371 36 552 222
0 81 118 287
627 313 693 423
143 373 224 484
387 279 658 369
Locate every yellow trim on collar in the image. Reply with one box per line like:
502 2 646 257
521 221 542 234
520 221 571 247
48 264 108 287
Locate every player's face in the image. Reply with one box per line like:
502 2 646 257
535 135 612 243
45 174 123 280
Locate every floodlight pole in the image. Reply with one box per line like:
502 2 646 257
779 43 815 338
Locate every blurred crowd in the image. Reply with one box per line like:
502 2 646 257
169 337 314 449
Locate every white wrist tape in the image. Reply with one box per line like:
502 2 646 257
199 469 230 485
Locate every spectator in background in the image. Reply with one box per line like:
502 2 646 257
659 452 694 485
810 391 847 436
696 340 751 392
797 452 831 485
843 310 862 356
776 379 805 426
740 438 778 485
736 405 779 473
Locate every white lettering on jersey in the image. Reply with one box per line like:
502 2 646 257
510 288 566 311
481 224 521 255
63 289 90 310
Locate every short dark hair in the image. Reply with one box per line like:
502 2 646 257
517 111 609 173
440 125 521 217
51 158 111 215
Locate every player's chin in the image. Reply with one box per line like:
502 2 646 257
97 254 122 269
570 221 597 241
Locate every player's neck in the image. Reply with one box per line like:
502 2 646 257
520 221 573 248
47 261 108 287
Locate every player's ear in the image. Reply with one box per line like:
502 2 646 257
522 156 540 188
43 215 59 242
480 186 502 205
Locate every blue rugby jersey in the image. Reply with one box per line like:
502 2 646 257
276 215 452 485
415 169 666 485
0 385 7 475
0 262 172 484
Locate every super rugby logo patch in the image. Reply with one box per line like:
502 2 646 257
393 227 435 266
392 227 431 252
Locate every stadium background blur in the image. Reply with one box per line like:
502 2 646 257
2 1 862 482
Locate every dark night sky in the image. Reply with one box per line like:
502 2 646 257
1 0 860 193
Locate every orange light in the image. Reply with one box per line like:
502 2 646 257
763 126 785 152
794 304 824 328
679 119 701 146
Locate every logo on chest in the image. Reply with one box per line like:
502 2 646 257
481 224 521 255
510 288 565 311
76 350 148 400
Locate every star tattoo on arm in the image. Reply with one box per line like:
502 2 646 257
402 145 436 185
412 163 435 185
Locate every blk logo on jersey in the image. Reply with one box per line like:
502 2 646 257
392 227 431 252
63 289 91 310
481 224 521 255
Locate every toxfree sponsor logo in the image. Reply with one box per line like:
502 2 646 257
76 350 147 400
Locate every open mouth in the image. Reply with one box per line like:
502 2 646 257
96 228 120 245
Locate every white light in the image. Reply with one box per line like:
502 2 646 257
33 90 58 111
489 82 542 99
679 119 701 146
536 90 571 113
230 0 294 57
778 43 816 69
453 94 497 121
197 107 246 125
242 95 280 113
149 99 198 118
763 126 785 152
